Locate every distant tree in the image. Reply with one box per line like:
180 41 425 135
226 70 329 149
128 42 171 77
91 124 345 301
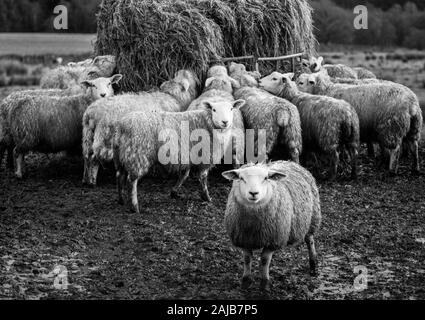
312 0 354 44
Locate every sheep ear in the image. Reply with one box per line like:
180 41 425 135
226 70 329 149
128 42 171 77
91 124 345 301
87 70 98 78
203 101 213 110
222 170 240 181
110 74 123 84
180 79 190 92
268 170 286 180
93 56 100 64
317 56 324 65
233 99 246 110
286 73 295 81
205 77 214 88
81 80 94 88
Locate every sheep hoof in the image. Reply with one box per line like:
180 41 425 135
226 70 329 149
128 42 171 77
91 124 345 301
388 171 398 177
200 194 212 203
259 279 271 292
310 267 318 277
411 169 421 176
15 173 23 180
170 190 180 199
241 276 253 290
309 261 318 276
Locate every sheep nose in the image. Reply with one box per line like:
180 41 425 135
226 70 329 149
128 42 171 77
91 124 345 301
249 191 259 197
222 120 228 126
101 93 106 97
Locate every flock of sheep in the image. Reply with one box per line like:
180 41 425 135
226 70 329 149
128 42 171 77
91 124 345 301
0 53 422 292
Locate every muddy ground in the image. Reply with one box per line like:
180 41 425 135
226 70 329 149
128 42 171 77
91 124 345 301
1 87 425 300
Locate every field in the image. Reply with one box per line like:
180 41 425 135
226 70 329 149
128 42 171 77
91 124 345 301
1 37 425 299
0 33 95 56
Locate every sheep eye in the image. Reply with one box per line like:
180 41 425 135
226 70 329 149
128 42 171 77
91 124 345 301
213 109 216 112
272 78 277 81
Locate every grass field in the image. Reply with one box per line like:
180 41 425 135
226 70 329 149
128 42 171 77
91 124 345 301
0 33 95 56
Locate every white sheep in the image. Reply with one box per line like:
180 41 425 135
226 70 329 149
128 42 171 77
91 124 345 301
309 56 376 79
222 161 321 291
260 72 360 180
228 62 262 86
113 98 245 214
82 70 200 186
298 72 422 174
0 87 85 171
206 65 240 92
9 74 122 178
170 73 246 198
40 55 116 90
233 82 302 163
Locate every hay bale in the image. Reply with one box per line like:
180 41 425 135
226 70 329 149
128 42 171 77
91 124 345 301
95 0 316 92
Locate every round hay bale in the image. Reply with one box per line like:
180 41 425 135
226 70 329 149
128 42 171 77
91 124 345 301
95 0 316 92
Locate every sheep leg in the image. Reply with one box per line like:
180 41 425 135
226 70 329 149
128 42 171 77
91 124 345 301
329 149 339 181
14 149 25 179
82 158 90 185
0 145 5 170
198 169 212 202
388 146 400 175
305 234 318 276
88 161 100 186
408 140 420 174
6 146 14 170
259 249 274 292
241 249 253 290
116 169 127 205
171 168 190 199
128 177 140 214
349 147 359 180
367 142 375 158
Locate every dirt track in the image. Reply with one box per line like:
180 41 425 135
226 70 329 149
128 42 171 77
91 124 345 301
1 143 425 299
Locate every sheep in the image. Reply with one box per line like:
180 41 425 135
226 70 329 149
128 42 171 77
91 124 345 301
9 74 122 178
222 161 321 291
82 70 200 186
0 87 85 171
206 65 240 92
309 56 376 79
67 58 93 68
259 72 360 180
233 82 302 163
40 55 116 90
298 72 422 174
353 67 377 80
228 62 261 86
170 73 246 198
113 98 246 213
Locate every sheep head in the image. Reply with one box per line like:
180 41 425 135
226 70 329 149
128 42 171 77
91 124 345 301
223 165 286 206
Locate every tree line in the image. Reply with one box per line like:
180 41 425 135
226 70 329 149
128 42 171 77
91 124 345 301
312 0 425 49
0 0 100 33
